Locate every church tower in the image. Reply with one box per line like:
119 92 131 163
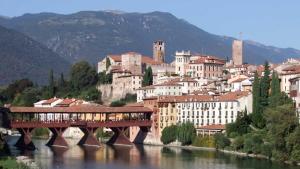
153 40 165 63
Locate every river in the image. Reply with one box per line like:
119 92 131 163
4 136 299 169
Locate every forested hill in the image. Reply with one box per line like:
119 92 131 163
0 25 70 85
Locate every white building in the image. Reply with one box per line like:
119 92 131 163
158 91 252 128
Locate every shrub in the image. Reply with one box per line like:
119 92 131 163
192 136 215 148
110 100 126 107
232 136 244 151
214 133 230 149
32 128 49 137
243 133 263 154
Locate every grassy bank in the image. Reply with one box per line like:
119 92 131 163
0 157 30 169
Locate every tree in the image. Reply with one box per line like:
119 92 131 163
264 104 298 161
98 71 112 84
226 110 251 136
260 61 270 107
12 87 41 106
58 73 65 88
2 79 33 102
70 61 97 91
49 69 55 98
79 87 102 103
251 71 264 128
161 125 178 144
177 122 196 145
106 57 111 70
142 67 153 87
269 72 281 107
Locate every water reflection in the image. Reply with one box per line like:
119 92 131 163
5 136 300 169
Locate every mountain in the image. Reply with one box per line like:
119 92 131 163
0 25 70 85
0 11 299 64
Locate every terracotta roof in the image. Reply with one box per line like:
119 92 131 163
108 55 122 62
10 105 153 114
158 95 213 103
154 81 183 87
170 77 197 83
190 56 225 65
281 65 300 75
55 98 77 106
197 124 225 130
137 85 156 90
157 91 250 103
218 91 250 101
42 98 60 105
142 56 162 65
230 78 248 83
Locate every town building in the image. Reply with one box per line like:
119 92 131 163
156 91 252 137
279 65 300 94
175 51 225 78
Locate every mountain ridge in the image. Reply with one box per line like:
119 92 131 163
0 10 299 65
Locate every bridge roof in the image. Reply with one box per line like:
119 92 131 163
9 105 153 114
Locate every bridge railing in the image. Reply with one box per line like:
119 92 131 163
10 119 152 128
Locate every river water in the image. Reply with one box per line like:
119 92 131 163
5 136 299 169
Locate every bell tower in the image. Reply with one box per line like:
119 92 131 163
153 40 165 63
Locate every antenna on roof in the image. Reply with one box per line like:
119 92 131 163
239 32 243 41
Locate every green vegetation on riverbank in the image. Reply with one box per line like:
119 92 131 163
0 61 103 107
214 62 300 165
161 122 197 146
0 157 29 169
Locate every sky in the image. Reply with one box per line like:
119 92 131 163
1 0 300 49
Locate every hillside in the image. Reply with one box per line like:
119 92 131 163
0 25 70 85
0 11 300 64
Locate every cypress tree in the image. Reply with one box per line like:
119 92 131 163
49 69 55 98
252 71 265 128
260 61 271 107
142 67 153 87
106 57 111 70
269 72 281 107
58 73 65 88
252 71 261 114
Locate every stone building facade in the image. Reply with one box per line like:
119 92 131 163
232 40 243 65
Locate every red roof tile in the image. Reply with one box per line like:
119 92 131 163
10 105 152 114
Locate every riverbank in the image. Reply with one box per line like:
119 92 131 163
145 142 300 166
16 156 39 169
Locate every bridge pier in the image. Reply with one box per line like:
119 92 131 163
78 127 100 147
46 127 68 148
107 127 132 145
133 126 150 144
15 128 35 150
